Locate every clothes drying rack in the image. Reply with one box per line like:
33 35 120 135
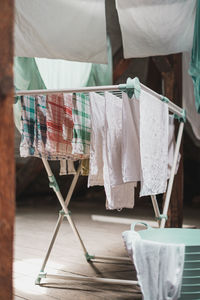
15 81 185 287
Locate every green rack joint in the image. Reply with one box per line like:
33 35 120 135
85 252 95 261
155 214 168 221
162 96 169 103
48 175 60 192
174 109 186 123
35 272 47 285
59 209 72 216
119 77 141 100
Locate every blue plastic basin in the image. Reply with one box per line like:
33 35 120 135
137 228 200 300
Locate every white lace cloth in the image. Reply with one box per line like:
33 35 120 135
140 89 169 196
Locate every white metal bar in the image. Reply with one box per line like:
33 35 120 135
91 215 158 227
15 85 119 95
141 83 183 116
40 214 64 273
160 122 184 228
93 255 131 262
151 195 161 219
46 273 139 286
64 162 81 207
41 158 88 256
151 195 161 227
15 84 183 117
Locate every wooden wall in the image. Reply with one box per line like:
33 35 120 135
0 0 14 299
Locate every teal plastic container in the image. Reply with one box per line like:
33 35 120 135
137 227 200 300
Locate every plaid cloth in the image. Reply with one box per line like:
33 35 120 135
72 93 91 155
20 95 38 157
20 93 88 160
35 95 47 156
62 93 74 141
46 93 77 159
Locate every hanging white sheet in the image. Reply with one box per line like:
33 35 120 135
14 0 107 63
116 0 196 58
140 89 169 197
182 52 200 141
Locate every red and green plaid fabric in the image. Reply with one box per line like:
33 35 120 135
72 93 91 156
20 93 90 160
46 93 73 158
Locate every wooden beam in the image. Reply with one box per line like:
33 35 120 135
152 56 172 74
146 57 162 94
113 47 132 83
163 53 183 228
0 0 14 299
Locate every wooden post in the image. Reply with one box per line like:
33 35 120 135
163 54 183 228
113 47 132 83
0 1 14 299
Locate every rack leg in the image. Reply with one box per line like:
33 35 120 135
160 122 184 228
151 195 161 227
36 160 91 284
42 158 89 254
35 213 64 284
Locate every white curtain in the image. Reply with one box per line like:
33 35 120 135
14 0 107 63
35 58 92 89
116 0 196 58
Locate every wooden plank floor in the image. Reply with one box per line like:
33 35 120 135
14 196 200 300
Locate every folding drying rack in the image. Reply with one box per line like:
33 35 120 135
15 80 185 287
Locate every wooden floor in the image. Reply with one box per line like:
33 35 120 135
14 196 200 300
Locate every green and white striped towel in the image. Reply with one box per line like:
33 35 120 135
72 93 91 156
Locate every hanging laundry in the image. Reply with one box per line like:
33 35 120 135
20 93 82 160
59 160 76 175
35 95 47 156
59 160 67 176
88 92 105 187
122 229 185 300
72 93 91 156
20 95 38 157
104 91 124 186
103 152 136 210
89 92 135 210
183 52 200 141
189 0 200 113
46 93 75 159
62 93 74 142
121 92 141 183
140 89 169 196
116 0 195 59
67 160 76 175
104 92 136 209
168 115 181 178
81 159 89 176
